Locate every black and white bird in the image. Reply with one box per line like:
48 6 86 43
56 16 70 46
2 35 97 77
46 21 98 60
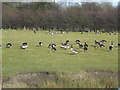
39 42 42 46
61 43 70 49
0 45 1 48
36 42 42 47
6 43 12 48
76 40 80 44
22 42 28 47
21 42 28 49
109 42 114 50
48 43 56 48
51 45 57 52
100 40 107 43
109 45 113 50
48 43 57 52
98 43 105 48
61 40 70 49
84 42 88 47
83 46 88 52
77 43 83 48
71 44 79 54
95 40 100 45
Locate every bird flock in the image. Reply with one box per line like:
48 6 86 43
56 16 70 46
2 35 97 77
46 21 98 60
2 38 119 54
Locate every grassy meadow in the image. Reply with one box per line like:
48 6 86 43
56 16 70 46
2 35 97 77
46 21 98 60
2 29 119 88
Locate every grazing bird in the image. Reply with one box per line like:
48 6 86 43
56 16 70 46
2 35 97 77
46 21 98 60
22 42 28 47
61 40 70 49
6 43 12 48
95 40 100 45
109 42 114 50
48 43 56 48
99 43 105 47
61 43 70 49
77 43 83 48
76 40 80 44
39 42 42 46
109 45 113 50
20 45 27 49
83 46 88 52
0 45 1 48
84 42 88 47
21 42 28 49
51 45 57 52
36 42 42 47
71 44 79 54
100 40 107 43
66 40 69 44
48 43 57 52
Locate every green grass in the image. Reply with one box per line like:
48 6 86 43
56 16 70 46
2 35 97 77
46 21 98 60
2 29 118 77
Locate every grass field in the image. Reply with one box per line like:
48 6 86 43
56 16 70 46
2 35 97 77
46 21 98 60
2 29 118 78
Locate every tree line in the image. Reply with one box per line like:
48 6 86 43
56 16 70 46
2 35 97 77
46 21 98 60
2 2 118 32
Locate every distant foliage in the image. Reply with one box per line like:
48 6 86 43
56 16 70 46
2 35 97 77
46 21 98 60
2 2 118 32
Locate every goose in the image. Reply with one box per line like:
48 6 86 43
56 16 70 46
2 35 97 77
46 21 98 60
83 46 88 52
98 43 105 47
20 45 26 49
36 42 42 47
21 42 28 49
61 40 70 49
77 43 83 48
84 42 88 47
76 40 80 44
22 42 28 47
95 40 100 45
48 43 56 48
39 42 42 46
109 45 113 50
71 44 79 54
6 43 12 48
100 40 107 43
109 42 114 50
51 45 57 52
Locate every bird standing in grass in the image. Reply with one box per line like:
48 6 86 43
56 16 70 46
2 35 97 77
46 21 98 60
48 43 57 52
84 42 88 47
70 44 79 54
21 42 28 49
48 43 56 48
6 43 12 48
76 40 80 44
77 43 83 48
51 45 57 52
61 40 70 49
100 40 107 43
83 43 88 52
98 43 105 48
109 45 113 50
36 42 42 47
109 42 114 50
39 42 42 46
